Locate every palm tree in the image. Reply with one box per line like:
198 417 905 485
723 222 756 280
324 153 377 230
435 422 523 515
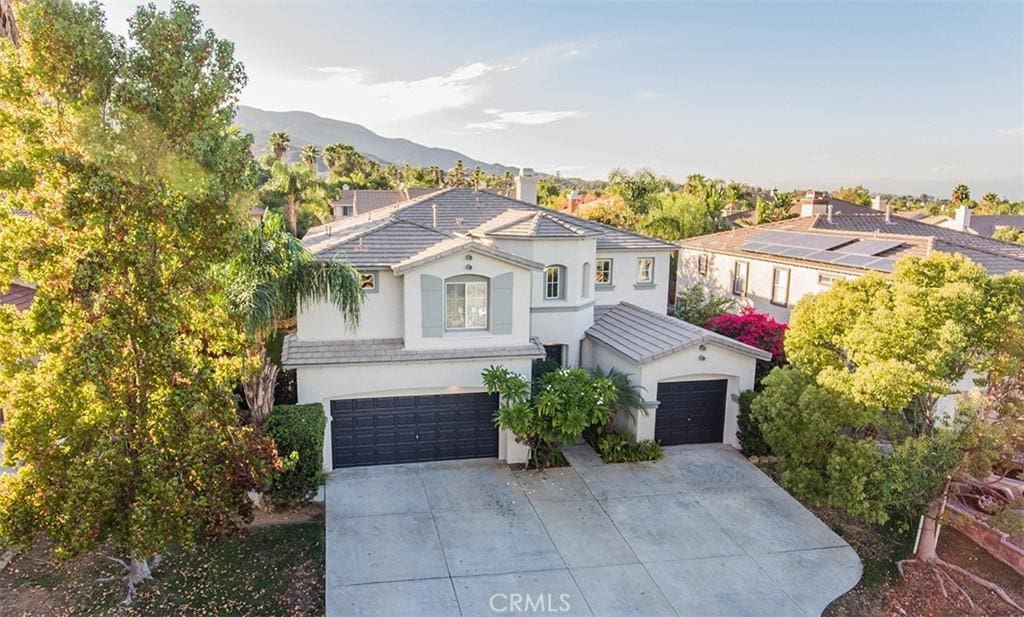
951 184 971 204
299 144 319 169
228 212 363 425
268 131 290 160
264 160 332 235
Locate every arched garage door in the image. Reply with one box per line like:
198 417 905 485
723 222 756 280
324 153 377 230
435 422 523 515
654 379 728 445
330 392 499 468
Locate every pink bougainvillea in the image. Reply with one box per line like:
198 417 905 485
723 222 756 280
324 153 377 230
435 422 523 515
705 307 787 364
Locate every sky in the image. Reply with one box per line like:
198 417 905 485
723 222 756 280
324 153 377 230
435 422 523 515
100 1 1024 199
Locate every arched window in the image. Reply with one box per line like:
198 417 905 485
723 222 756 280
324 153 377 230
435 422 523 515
581 262 591 298
544 265 565 300
445 275 489 330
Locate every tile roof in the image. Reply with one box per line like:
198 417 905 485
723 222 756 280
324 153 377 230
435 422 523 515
304 188 676 268
585 302 772 364
281 335 546 368
967 215 1024 239
333 188 439 215
302 219 450 269
681 212 1024 275
0 284 34 311
391 237 544 274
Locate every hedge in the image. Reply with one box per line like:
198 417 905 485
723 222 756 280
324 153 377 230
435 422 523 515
264 403 325 506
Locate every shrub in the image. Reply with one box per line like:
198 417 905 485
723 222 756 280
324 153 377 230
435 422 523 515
264 403 326 506
736 390 771 456
483 365 617 469
705 307 788 386
672 284 736 327
592 433 663 463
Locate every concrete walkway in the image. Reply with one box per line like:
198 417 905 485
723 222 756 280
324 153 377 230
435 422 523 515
325 444 861 617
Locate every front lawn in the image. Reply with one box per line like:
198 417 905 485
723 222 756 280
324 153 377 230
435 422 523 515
0 517 324 617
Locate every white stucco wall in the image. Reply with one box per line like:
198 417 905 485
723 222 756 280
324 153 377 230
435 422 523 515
594 250 673 314
296 356 534 471
530 306 595 368
582 337 759 449
296 270 404 341
678 248 854 323
401 250 534 350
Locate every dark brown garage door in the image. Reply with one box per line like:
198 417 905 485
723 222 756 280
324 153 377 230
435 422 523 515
654 380 728 445
330 392 499 468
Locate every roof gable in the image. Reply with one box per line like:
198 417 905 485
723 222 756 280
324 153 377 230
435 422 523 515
391 237 544 274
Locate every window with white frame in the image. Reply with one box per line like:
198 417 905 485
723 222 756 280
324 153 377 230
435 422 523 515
732 261 749 296
544 265 564 300
636 257 654 284
359 272 377 291
818 272 840 287
581 262 591 298
771 268 791 306
445 277 488 329
595 258 613 286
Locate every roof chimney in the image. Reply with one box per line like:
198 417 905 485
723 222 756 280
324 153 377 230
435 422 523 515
871 195 885 211
826 203 833 224
799 190 830 217
566 190 581 214
514 168 538 205
884 203 893 224
432 204 438 228
954 204 972 232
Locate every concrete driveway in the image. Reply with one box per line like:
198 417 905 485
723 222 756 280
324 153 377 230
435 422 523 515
325 444 861 617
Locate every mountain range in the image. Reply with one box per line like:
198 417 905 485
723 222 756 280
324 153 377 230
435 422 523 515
234 105 518 175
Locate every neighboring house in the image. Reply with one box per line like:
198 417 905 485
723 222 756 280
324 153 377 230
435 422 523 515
679 190 1024 324
285 170 770 470
331 188 440 220
906 205 1024 239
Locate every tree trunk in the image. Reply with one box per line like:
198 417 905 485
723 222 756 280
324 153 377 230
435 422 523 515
287 195 298 236
243 356 279 427
915 499 942 562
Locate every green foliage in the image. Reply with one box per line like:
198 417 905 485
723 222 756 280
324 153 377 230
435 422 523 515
261 159 332 236
482 365 617 469
592 433 663 463
754 192 795 224
992 226 1024 245
672 284 736 326
0 0 277 563
587 365 646 429
606 167 666 216
264 404 326 506
736 390 771 456
951 183 971 205
642 191 726 241
832 185 872 207
754 254 1024 529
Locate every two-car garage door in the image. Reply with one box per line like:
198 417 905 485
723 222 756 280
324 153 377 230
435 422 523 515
330 392 498 468
654 379 728 446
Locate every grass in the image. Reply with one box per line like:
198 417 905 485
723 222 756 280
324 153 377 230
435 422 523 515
0 521 324 617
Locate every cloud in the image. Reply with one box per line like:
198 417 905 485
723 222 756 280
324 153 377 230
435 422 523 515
931 164 961 173
464 108 584 131
996 126 1024 136
632 91 670 101
243 61 508 128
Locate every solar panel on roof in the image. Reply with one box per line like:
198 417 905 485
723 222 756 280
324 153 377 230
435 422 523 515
834 253 878 267
748 230 856 250
741 239 894 272
835 239 903 256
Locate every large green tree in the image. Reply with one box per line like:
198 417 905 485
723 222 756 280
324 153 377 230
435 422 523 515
267 131 290 160
227 211 362 426
832 185 872 207
753 254 1024 608
606 167 666 216
642 190 726 241
263 159 332 236
0 0 275 601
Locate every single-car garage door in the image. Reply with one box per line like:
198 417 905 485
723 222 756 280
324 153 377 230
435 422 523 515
330 392 499 468
654 379 728 446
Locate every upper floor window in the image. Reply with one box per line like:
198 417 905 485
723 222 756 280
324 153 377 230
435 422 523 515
771 268 791 306
341 205 354 217
636 257 654 284
581 262 591 298
360 272 377 291
698 254 710 277
446 276 488 329
544 265 565 300
732 261 749 296
595 258 613 286
818 272 840 287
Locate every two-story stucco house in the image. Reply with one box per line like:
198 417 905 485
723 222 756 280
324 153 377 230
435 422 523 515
679 191 1024 324
284 171 770 470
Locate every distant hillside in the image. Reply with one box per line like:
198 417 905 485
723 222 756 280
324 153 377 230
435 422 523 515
234 105 518 175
